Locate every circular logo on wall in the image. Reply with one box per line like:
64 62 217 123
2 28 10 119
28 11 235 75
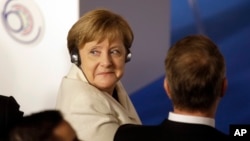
1 0 45 45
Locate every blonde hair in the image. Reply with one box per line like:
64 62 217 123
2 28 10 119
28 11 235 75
67 8 133 55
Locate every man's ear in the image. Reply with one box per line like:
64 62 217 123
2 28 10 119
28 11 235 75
220 78 228 97
164 78 172 99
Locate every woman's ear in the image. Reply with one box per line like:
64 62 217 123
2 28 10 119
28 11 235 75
164 78 172 99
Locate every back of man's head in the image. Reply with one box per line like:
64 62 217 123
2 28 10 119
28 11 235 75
164 34 226 113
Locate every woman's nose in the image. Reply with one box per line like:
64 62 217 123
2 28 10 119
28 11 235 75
100 53 112 67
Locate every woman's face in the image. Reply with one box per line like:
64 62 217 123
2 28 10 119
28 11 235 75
79 38 126 95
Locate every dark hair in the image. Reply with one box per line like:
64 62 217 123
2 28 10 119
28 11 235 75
165 34 226 112
9 110 64 141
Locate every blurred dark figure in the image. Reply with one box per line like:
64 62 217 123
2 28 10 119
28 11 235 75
8 110 79 141
0 95 23 141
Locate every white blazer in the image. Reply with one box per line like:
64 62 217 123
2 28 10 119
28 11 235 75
55 64 141 141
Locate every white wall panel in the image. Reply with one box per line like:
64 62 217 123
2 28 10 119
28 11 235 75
0 0 79 115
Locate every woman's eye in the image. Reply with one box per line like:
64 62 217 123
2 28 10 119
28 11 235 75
111 50 121 55
90 50 100 55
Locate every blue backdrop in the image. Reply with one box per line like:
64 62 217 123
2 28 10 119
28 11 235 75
130 0 250 134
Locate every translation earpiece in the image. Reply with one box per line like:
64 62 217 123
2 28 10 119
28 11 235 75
125 48 132 63
70 48 81 66
125 52 132 63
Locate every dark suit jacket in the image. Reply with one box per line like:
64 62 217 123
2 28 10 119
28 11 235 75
114 119 229 141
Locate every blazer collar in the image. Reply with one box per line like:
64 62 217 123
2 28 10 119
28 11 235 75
66 64 141 123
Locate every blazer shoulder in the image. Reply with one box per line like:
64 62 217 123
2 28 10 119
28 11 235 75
56 78 115 113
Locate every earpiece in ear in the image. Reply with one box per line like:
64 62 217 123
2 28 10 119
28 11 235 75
70 48 81 66
125 52 132 63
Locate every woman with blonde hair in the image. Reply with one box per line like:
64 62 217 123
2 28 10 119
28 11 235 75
56 8 141 141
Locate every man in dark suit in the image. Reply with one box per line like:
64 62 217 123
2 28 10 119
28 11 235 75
114 35 229 141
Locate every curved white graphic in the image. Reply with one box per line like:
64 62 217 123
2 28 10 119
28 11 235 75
1 0 45 45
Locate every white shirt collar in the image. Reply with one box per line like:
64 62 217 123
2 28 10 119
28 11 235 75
168 112 215 128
